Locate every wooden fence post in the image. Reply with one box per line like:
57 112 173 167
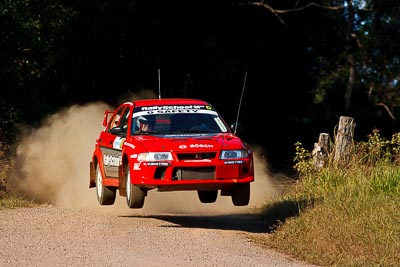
334 116 356 164
312 133 330 169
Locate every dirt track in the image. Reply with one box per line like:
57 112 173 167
0 102 319 266
0 203 318 267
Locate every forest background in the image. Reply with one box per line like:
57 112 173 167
1 0 400 171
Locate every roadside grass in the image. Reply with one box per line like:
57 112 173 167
0 144 34 210
255 130 400 266
0 194 36 209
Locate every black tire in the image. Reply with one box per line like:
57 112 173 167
126 167 145 208
95 164 116 205
231 183 250 206
197 190 218 203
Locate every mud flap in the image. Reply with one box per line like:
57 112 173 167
118 164 127 196
89 161 96 188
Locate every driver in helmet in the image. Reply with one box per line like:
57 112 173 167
136 115 155 134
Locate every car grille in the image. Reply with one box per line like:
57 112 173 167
177 152 216 160
172 167 215 180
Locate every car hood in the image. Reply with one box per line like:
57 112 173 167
133 133 246 152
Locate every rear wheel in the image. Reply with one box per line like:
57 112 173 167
126 167 145 208
95 164 116 205
197 190 218 203
231 183 250 206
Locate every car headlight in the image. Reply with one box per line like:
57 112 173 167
220 150 249 159
137 152 173 161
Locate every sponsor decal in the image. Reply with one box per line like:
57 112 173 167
100 147 121 177
146 162 171 166
113 137 125 150
224 160 244 165
179 144 187 149
130 154 138 159
145 109 199 115
189 144 213 148
133 105 218 117
133 162 141 170
124 142 135 149
103 154 122 167
166 133 209 137
141 105 208 111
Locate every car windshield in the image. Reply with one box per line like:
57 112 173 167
132 108 230 135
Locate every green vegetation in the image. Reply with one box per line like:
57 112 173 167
0 144 34 209
255 130 400 266
0 195 35 210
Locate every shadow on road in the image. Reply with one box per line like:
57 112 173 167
122 213 272 233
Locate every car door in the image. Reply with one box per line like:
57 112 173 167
98 104 130 178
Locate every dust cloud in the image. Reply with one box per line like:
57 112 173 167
14 101 111 208
13 91 287 215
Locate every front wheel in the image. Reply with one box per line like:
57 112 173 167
231 183 250 206
95 164 116 205
126 167 146 208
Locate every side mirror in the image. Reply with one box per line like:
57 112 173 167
110 126 125 137
230 122 242 135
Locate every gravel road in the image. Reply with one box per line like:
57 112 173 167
0 203 318 267
1 103 319 267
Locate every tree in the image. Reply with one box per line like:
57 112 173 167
0 0 78 140
249 0 400 137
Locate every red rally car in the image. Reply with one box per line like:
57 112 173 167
89 98 255 208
